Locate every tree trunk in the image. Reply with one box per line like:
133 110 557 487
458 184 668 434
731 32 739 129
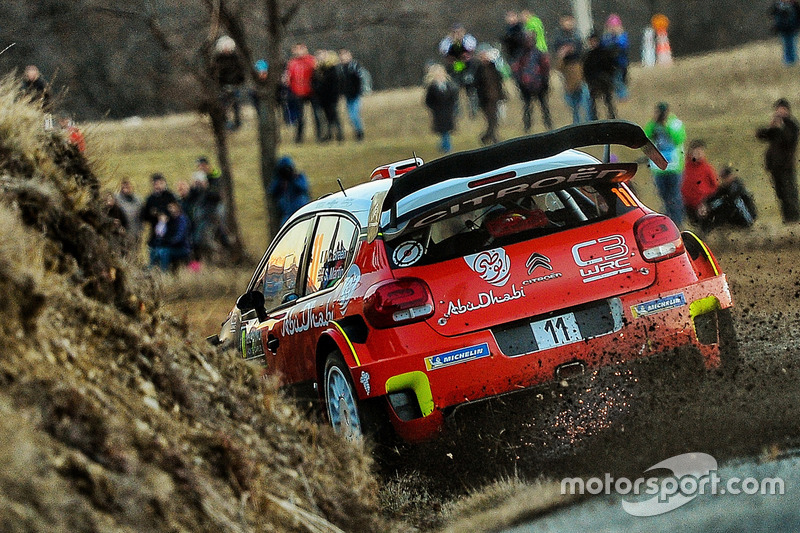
208 102 247 263
255 89 281 243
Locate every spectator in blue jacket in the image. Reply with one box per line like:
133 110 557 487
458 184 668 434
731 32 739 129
149 201 192 271
271 156 310 226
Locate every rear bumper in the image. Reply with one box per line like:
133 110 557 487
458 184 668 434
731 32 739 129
356 274 731 442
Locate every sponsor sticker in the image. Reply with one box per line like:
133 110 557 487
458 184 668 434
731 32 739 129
424 343 491 371
464 248 511 287
631 293 686 318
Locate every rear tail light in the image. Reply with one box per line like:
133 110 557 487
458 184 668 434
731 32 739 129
634 214 685 262
364 278 434 329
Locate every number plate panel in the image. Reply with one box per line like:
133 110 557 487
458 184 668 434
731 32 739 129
530 313 582 350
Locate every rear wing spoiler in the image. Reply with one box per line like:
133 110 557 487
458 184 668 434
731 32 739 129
367 120 665 242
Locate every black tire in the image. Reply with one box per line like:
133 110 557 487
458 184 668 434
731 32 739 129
718 308 742 378
323 351 383 442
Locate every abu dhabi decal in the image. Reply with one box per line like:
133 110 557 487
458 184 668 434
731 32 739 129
425 343 491 371
631 293 686 318
572 235 633 283
464 248 511 287
438 284 525 326
338 264 361 314
281 298 335 336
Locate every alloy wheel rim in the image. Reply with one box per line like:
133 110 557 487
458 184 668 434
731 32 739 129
326 366 362 441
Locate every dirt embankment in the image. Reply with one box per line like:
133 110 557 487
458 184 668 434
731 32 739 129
0 79 397 532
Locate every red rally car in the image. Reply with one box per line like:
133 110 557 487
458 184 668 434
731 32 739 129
212 121 738 443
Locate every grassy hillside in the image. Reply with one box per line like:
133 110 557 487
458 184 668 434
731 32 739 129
0 77 396 532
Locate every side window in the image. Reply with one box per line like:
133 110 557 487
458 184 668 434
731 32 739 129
255 219 313 310
324 218 357 288
305 216 359 296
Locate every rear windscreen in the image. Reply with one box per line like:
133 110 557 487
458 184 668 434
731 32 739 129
386 184 635 268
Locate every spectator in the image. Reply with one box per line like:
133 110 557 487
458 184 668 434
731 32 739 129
681 139 719 225
474 46 506 145
424 64 459 153
703 166 758 231
141 173 178 250
312 50 343 143
439 23 479 117
21 65 50 108
115 179 143 248
644 102 687 226
286 43 321 143
58 115 86 152
756 98 800 222
583 32 617 121
149 201 192 272
195 156 222 194
521 9 548 52
553 15 590 124
338 49 365 141
270 156 310 226
511 31 552 132
501 11 528 64
185 171 222 265
104 192 127 230
602 14 630 100
213 36 246 131
770 0 800 65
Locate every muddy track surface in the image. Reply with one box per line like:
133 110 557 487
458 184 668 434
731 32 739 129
378 245 800 504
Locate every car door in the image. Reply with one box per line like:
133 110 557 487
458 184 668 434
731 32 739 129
245 217 314 378
271 214 359 384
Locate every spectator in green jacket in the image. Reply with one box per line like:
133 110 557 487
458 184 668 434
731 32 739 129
644 102 687 226
521 9 548 52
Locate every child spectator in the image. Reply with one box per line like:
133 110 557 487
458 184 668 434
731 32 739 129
682 139 719 225
424 64 459 153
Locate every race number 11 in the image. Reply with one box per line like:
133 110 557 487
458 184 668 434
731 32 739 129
530 313 582 350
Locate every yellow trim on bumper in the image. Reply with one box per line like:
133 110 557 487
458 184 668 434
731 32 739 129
385 371 435 417
689 296 721 318
684 231 720 276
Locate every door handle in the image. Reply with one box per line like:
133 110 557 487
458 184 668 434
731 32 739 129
267 337 280 354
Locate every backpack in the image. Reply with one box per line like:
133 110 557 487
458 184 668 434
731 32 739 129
513 48 550 92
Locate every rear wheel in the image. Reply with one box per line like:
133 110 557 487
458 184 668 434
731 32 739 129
324 351 383 442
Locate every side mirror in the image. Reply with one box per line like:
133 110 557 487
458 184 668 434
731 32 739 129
236 291 267 322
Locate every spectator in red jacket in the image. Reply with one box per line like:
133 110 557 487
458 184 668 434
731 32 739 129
681 139 719 224
286 43 322 143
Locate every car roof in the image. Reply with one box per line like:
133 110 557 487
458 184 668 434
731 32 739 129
285 178 391 229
